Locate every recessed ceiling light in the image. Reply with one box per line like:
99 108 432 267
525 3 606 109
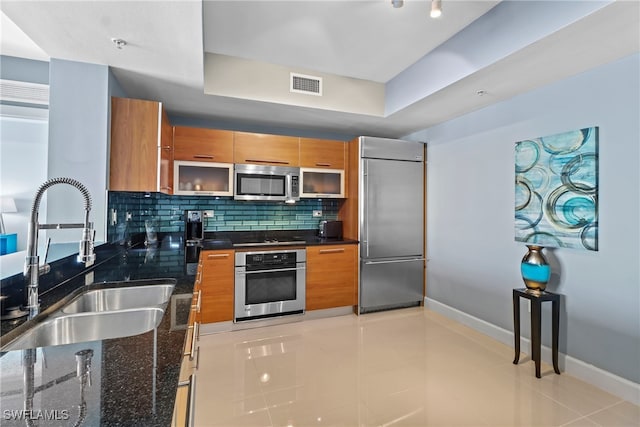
111 38 127 49
431 0 442 18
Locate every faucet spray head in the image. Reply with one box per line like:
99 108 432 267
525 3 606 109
78 228 96 266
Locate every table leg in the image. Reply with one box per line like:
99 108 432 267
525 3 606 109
552 298 561 374
513 291 520 364
531 300 542 378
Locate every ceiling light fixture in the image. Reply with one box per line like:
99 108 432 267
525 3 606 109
111 38 127 49
430 0 442 18
391 0 404 8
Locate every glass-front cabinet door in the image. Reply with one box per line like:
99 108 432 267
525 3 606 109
300 167 345 198
173 161 233 196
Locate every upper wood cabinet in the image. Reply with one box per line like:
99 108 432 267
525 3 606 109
110 97 172 193
173 126 234 163
234 132 300 166
160 109 173 193
299 138 346 169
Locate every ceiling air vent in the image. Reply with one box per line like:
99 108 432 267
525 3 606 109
0 79 49 106
290 73 322 96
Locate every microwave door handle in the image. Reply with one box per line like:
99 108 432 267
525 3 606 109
285 173 292 200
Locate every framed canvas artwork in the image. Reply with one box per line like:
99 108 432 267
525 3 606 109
515 127 598 251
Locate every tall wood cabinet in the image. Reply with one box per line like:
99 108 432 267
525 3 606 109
110 97 173 193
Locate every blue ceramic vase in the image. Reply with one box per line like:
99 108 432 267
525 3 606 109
520 245 551 292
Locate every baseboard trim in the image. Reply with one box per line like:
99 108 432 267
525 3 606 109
425 297 640 405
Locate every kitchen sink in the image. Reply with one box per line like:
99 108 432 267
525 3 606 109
61 283 174 314
1 307 165 352
0 280 176 352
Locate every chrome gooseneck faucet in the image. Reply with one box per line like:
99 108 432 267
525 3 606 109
24 177 96 318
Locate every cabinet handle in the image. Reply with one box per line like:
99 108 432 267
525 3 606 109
162 145 172 150
245 159 290 165
160 186 172 190
319 248 345 254
193 154 214 159
186 321 199 360
191 289 201 313
207 253 230 259
315 162 332 167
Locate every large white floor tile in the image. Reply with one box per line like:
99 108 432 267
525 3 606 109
192 308 639 427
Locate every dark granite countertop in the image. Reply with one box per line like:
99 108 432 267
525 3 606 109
0 229 358 426
0 242 194 427
200 229 358 250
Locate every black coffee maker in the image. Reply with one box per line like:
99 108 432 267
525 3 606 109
184 210 204 274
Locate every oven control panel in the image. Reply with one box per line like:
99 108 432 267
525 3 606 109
246 251 297 267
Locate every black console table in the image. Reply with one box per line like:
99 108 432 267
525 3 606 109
512 288 561 378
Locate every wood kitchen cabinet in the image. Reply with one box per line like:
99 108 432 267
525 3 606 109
110 97 173 193
199 249 235 323
173 126 234 163
299 138 346 169
234 131 300 166
306 244 357 310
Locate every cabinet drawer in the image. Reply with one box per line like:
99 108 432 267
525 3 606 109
234 132 299 166
174 126 234 163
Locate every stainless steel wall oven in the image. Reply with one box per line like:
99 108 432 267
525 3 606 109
234 249 306 322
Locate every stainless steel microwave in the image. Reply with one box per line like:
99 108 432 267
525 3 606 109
234 164 300 202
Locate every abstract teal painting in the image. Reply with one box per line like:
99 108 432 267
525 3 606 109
515 127 598 251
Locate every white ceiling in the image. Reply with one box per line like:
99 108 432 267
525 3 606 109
1 1 639 139
203 0 499 83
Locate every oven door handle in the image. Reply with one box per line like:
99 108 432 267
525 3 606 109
238 266 306 274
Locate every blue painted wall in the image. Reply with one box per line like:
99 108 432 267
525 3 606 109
407 53 640 383
47 59 110 243
0 55 49 84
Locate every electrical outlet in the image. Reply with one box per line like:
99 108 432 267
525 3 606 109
203 210 214 218
312 210 322 218
126 212 132 221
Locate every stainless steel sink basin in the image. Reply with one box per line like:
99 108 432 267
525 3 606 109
61 283 174 314
1 307 165 352
0 280 177 352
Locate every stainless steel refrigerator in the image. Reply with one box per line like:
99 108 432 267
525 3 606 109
358 136 425 313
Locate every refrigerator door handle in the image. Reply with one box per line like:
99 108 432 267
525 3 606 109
364 258 425 265
363 160 370 258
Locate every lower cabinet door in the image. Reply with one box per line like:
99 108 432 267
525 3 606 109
306 245 357 310
199 250 234 323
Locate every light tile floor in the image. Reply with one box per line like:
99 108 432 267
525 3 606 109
193 307 639 426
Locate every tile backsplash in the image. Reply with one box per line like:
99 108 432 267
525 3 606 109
107 192 340 242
